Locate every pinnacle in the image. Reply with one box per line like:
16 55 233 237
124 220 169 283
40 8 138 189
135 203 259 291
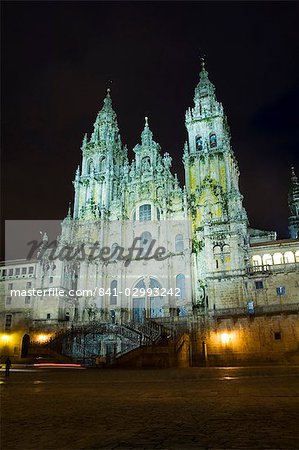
291 166 296 178
141 115 153 145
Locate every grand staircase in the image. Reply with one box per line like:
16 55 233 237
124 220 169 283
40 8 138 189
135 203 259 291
47 319 175 366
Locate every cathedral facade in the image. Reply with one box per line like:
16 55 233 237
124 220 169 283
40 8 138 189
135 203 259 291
1 63 299 360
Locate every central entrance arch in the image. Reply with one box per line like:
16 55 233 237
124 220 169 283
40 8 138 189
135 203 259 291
132 277 164 323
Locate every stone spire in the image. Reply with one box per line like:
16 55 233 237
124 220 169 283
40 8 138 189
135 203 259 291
194 58 216 101
90 88 119 144
288 166 299 239
81 133 88 151
190 59 223 121
141 116 153 146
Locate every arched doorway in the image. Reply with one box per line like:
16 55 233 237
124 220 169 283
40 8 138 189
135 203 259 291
132 277 164 323
21 334 30 358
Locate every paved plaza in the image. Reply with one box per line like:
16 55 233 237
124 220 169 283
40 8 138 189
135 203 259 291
1 366 299 449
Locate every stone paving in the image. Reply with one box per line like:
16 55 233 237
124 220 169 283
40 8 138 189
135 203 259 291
1 366 299 449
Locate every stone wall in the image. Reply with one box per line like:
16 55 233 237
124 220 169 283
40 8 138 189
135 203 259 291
193 313 299 366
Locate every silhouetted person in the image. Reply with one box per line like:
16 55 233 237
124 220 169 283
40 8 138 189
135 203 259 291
5 357 12 376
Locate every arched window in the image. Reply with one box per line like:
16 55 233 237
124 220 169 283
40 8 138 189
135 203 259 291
176 274 186 301
195 136 203 151
213 246 221 270
175 234 184 252
209 133 217 148
110 280 117 305
223 245 230 254
87 159 94 175
99 158 105 173
222 245 231 269
139 204 151 222
213 245 221 255
157 208 161 221
135 278 146 290
140 232 152 256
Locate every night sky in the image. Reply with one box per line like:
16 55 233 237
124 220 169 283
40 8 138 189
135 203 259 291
2 2 299 240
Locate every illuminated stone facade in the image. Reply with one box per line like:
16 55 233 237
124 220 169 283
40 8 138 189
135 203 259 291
1 63 298 358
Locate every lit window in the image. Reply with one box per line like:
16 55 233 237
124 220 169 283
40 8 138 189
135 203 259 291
176 274 186 300
252 256 262 266
6 297 12 305
5 314 12 329
262 254 273 266
255 281 264 289
110 280 117 305
276 286 286 296
196 136 203 151
175 234 184 252
209 133 217 148
139 204 151 222
25 296 31 304
273 253 283 265
284 252 295 264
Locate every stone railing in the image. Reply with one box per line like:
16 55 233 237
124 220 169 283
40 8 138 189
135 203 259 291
212 303 299 318
152 316 190 337
206 269 246 278
247 262 299 276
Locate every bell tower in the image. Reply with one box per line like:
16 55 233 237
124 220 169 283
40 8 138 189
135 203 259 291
72 89 127 220
183 60 249 309
184 59 247 227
